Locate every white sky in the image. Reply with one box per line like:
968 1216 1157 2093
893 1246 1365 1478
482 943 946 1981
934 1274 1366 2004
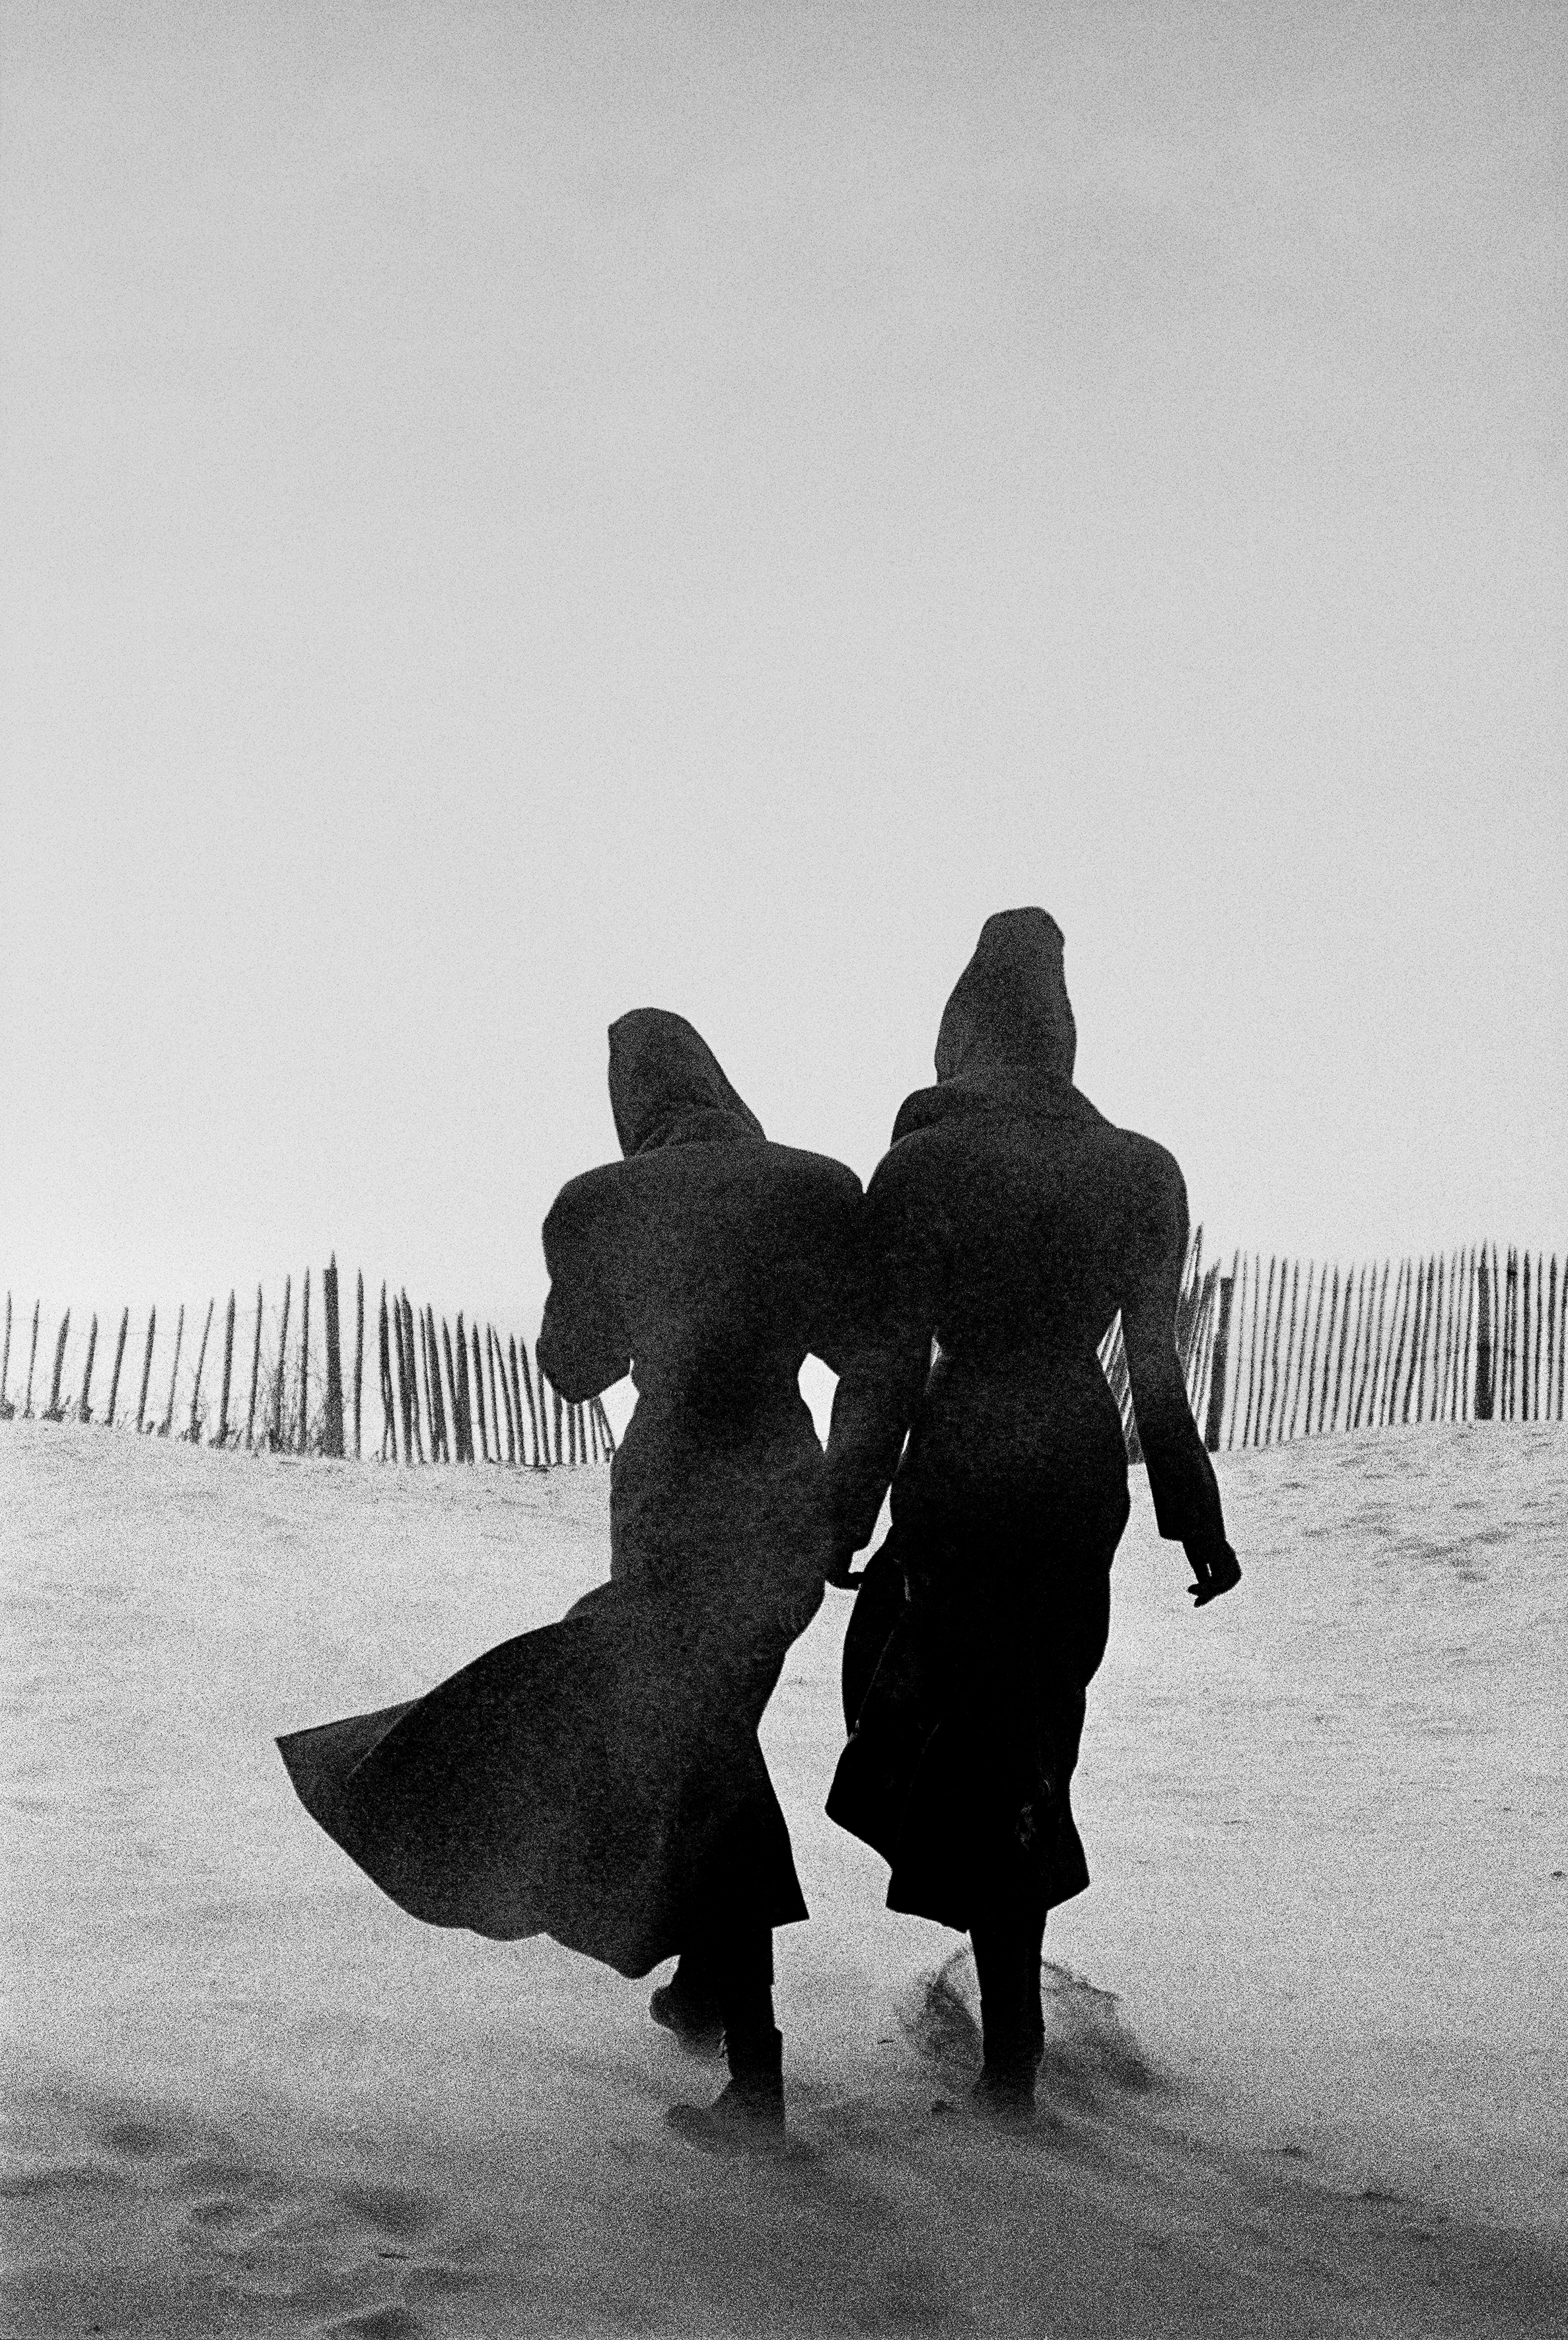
2 1 1564 1360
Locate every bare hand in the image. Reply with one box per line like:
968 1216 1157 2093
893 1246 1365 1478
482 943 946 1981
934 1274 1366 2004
1188 1542 1242 1608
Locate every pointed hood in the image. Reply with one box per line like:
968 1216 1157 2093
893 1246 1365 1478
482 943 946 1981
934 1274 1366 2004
933 907 1077 1084
607 1009 766 1157
892 909 1097 1143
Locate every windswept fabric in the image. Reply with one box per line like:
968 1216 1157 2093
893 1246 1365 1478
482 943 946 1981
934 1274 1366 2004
279 1014 861 1978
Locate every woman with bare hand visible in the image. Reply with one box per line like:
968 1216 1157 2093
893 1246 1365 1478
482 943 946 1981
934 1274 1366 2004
824 909 1241 2121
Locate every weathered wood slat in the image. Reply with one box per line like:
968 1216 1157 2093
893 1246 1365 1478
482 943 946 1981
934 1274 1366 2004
215 1291 236 1446
77 1312 99 1425
322 1259 345 1458
105 1305 129 1429
135 1307 155 1434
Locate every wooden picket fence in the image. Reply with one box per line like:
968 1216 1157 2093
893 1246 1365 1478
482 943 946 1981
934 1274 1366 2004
1098 1232 1565 1461
5 1236 1562 1471
0 1261 614 1470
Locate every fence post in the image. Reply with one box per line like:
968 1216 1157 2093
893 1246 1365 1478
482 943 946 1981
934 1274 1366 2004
353 1271 365 1460
246 1288 263 1449
214 1292 236 1445
482 1326 498 1462
1475 1250 1493 1420
419 1308 437 1460
393 1291 412 1463
518 1339 540 1467
453 1315 472 1462
1290 1265 1319 1440
105 1305 129 1429
135 1308 156 1433
1381 1259 1406 1425
0 1291 10 1418
1422 1253 1441 1419
1330 1266 1355 1431
423 1310 444 1462
1320 1264 1341 1433
1264 1255 1289 1444
23 1301 40 1417
1224 1255 1246 1448
1352 1263 1380 1428
159 1304 184 1436
77 1314 99 1424
392 1290 410 1464
297 1269 312 1452
417 1309 434 1459
467 1322 487 1462
1241 1257 1267 1448
1408 1256 1427 1423
402 1295 425 1464
491 1330 516 1464
405 1298 423 1460
378 1286 394 1459
186 1298 215 1441
1202 1276 1232 1452
273 1277 291 1450
493 1330 510 1464
323 1258 345 1458
42 1310 71 1422
438 1319 458 1460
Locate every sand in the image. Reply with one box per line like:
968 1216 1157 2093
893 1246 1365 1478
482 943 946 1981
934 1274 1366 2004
2 1415 1565 2336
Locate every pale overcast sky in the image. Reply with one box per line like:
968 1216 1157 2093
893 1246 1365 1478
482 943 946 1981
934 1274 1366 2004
2 1 1563 1374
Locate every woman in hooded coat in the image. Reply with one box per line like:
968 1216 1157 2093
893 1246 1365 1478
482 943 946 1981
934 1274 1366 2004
279 1010 861 2145
824 909 1240 2115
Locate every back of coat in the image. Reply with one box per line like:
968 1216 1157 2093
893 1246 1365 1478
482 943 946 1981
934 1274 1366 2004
542 1138 863 1632
842 1089 1194 1540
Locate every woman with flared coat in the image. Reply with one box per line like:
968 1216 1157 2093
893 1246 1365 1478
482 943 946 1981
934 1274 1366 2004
278 1010 860 2148
824 909 1240 2118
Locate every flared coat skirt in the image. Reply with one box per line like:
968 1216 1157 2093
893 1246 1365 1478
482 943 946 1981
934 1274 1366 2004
278 1409 830 1979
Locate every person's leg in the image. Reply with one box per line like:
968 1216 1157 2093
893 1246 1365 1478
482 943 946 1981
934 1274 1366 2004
649 1941 725 2053
666 1921 784 2148
969 1880 1048 2116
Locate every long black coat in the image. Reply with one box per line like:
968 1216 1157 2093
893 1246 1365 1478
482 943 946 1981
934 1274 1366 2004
825 912 1234 1932
279 1014 860 1979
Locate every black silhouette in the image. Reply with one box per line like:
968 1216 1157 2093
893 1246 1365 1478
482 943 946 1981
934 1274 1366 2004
824 909 1240 2119
278 1010 859 2149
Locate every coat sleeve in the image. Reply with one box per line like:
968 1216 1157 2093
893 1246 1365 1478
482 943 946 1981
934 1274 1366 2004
801 1162 869 1376
1119 1141 1232 1559
538 1172 633 1401
824 1146 943 1555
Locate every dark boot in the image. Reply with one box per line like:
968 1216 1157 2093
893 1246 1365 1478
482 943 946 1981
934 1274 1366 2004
649 1956 725 2057
666 2024 785 2152
971 1906 1046 2125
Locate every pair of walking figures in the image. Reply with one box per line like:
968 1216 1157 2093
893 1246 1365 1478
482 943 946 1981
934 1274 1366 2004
279 909 1241 2149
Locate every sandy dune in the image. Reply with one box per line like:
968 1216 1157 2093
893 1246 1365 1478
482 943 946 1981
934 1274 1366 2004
3 1419 1565 2335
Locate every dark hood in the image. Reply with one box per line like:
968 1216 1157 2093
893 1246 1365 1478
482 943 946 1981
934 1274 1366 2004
893 908 1099 1144
607 1009 766 1158
933 907 1076 1084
